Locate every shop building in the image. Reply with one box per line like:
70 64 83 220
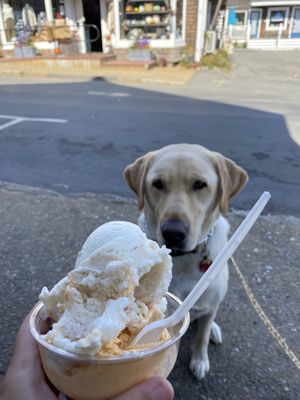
0 0 223 61
224 0 300 49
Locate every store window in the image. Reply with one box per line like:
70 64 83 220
176 0 183 38
235 11 246 26
52 0 65 19
1 1 45 42
266 7 288 30
120 0 174 41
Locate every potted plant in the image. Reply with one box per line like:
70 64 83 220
14 32 36 58
128 38 153 61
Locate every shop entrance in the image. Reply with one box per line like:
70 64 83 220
83 0 102 52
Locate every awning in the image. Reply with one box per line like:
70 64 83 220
228 6 237 25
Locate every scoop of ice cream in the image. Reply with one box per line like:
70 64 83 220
40 221 172 355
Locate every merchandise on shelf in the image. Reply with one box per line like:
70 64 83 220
122 0 171 40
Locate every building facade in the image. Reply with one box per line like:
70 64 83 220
224 0 300 49
0 0 221 59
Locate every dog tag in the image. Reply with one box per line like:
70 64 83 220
199 257 212 273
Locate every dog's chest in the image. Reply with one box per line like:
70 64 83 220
169 245 228 316
169 253 207 299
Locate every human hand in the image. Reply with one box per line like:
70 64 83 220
0 312 174 400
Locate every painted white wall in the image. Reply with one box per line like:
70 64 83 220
195 0 208 61
0 1 7 45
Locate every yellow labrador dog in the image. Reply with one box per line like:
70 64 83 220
124 143 248 379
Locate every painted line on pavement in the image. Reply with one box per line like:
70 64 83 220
0 114 67 131
87 91 131 97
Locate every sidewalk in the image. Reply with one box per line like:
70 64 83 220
0 55 195 86
0 182 299 399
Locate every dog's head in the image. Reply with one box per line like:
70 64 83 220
124 144 248 252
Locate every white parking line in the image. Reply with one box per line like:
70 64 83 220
0 114 68 131
87 91 131 97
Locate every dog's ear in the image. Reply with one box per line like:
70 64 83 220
124 153 153 210
213 153 248 215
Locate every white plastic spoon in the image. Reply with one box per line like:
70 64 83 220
131 191 271 346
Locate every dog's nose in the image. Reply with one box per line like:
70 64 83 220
161 219 189 248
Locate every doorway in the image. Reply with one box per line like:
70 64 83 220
291 7 300 38
250 9 262 39
83 0 102 52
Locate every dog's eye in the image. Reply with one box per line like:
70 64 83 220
193 180 207 190
152 179 165 190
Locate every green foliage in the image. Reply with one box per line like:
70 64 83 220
200 50 231 72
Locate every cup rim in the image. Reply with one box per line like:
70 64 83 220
30 292 190 364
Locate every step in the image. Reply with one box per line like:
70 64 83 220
100 59 157 70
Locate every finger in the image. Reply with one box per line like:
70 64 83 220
9 311 52 389
4 311 58 399
12 314 38 366
111 377 174 400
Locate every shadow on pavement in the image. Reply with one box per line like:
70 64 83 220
0 79 299 216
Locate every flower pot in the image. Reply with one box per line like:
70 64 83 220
14 46 35 58
128 49 153 61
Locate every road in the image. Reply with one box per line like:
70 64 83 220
0 68 299 216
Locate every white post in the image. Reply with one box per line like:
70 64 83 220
182 0 187 41
44 0 54 23
171 0 177 44
228 23 233 39
222 7 229 47
195 0 208 62
0 1 7 46
246 20 251 45
78 17 87 53
277 22 282 48
100 0 108 52
114 0 120 46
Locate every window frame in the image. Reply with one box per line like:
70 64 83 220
115 0 187 48
235 10 248 27
265 7 289 31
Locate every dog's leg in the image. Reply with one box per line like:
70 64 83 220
210 321 222 344
189 313 215 380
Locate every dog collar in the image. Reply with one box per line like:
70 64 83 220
141 214 214 270
171 223 215 256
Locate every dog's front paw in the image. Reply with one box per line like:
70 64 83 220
189 353 210 380
210 321 222 344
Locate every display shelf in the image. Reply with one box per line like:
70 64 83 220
125 23 169 27
125 11 170 15
128 0 168 3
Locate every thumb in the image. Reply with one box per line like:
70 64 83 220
111 377 174 400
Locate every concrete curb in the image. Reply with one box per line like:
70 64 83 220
0 64 195 86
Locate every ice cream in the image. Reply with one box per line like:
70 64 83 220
39 221 172 356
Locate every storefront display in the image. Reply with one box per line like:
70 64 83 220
120 0 172 40
0 0 189 56
2 3 15 41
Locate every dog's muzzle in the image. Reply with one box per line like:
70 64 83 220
161 219 189 250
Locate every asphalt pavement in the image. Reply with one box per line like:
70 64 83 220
0 52 300 216
0 183 299 399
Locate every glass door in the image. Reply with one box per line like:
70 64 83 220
250 9 261 39
291 8 300 38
